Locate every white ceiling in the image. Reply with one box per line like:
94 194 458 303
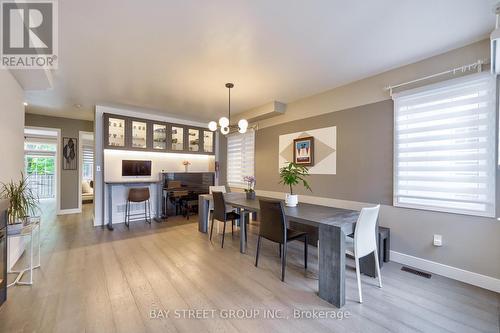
24 0 496 122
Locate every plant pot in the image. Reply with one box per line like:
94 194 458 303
246 191 256 200
285 194 298 207
7 222 23 235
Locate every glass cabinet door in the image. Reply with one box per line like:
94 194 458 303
203 131 214 153
107 117 125 147
153 123 167 150
132 121 147 148
188 129 200 152
171 126 184 151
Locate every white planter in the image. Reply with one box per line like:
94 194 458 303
285 194 298 207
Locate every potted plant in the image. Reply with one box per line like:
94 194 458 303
243 176 256 200
0 173 39 233
279 162 311 207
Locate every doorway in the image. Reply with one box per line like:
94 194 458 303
79 131 94 215
24 127 61 213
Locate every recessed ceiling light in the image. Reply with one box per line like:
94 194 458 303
23 102 28 106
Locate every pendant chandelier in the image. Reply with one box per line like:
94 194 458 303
208 83 248 135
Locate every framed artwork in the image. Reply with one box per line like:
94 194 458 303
62 137 78 170
293 136 314 166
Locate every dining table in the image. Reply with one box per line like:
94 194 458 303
198 192 378 308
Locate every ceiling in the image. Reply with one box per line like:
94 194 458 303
24 0 496 122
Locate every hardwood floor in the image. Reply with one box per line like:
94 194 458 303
0 201 498 333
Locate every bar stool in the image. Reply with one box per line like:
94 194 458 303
125 187 152 228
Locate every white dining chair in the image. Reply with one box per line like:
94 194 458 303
209 185 230 234
346 204 382 303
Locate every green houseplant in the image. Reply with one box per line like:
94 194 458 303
0 173 39 229
279 162 311 207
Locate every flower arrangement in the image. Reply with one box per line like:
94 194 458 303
243 176 256 199
182 160 191 172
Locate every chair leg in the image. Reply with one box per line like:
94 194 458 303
221 221 227 248
304 235 308 270
255 236 261 267
210 215 215 241
281 241 287 282
125 201 130 228
374 248 383 288
148 200 152 224
231 219 234 237
355 256 363 303
278 243 281 258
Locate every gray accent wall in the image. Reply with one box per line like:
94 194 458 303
25 113 94 210
256 100 393 204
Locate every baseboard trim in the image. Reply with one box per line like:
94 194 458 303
390 251 500 293
58 208 82 215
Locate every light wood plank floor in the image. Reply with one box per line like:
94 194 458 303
0 201 498 333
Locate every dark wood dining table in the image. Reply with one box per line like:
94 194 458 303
198 192 377 308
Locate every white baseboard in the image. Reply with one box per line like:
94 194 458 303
58 208 82 215
390 251 500 293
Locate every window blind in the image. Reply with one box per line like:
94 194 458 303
227 130 255 188
393 73 496 217
82 145 94 181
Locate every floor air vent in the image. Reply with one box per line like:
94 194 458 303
401 266 432 279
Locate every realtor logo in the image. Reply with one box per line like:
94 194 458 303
1 0 58 68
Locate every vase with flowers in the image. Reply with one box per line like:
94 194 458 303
243 176 256 200
182 160 191 172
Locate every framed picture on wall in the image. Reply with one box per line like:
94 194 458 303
62 137 78 170
293 136 314 166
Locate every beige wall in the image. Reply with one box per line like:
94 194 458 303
254 39 490 129
250 39 500 280
0 70 26 268
25 113 94 211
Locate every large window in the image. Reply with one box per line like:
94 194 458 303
393 73 496 217
227 130 255 188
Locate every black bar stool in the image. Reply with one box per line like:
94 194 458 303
125 187 152 228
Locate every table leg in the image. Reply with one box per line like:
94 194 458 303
239 210 247 254
198 197 209 233
318 224 346 308
107 184 114 231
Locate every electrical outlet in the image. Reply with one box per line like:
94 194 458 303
433 234 443 247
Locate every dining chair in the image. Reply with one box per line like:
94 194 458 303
346 204 382 303
208 185 231 233
255 199 308 282
210 191 240 248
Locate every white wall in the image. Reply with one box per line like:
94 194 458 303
94 104 217 226
0 70 26 269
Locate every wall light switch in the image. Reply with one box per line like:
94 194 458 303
96 165 101 172
433 234 443 247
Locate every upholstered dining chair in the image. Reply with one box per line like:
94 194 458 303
210 191 240 248
346 204 382 303
255 199 308 281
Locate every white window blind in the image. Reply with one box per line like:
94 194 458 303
393 73 496 217
82 145 94 181
227 130 255 188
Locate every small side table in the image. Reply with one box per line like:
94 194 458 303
7 218 41 287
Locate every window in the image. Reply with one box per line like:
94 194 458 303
393 73 496 217
227 130 255 188
82 145 94 181
24 139 57 199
